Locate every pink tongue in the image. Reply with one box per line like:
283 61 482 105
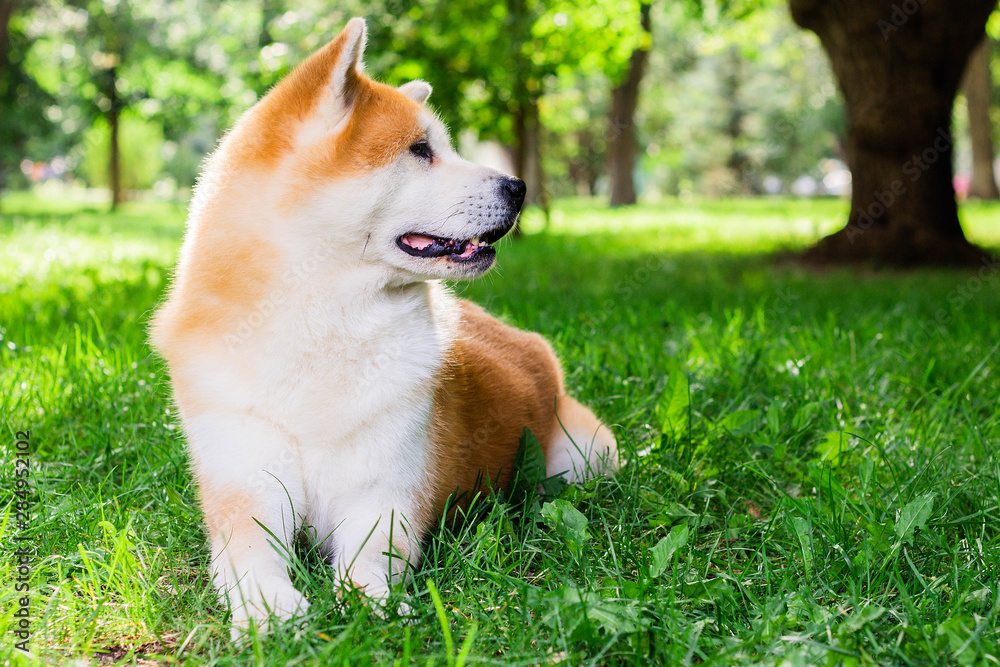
402 235 435 250
458 241 479 258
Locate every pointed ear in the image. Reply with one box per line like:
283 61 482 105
330 18 367 105
398 80 432 104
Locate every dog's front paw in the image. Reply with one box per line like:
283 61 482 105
334 558 398 599
333 562 420 622
225 574 310 640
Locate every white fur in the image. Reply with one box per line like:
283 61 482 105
398 80 432 103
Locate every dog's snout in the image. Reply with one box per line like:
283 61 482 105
501 177 527 208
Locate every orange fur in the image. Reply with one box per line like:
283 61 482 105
550 396 610 448
427 300 565 512
283 79 424 207
224 33 352 170
198 483 265 549
151 232 280 364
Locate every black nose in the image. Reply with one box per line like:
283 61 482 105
501 177 527 207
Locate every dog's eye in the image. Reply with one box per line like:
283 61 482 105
409 140 433 161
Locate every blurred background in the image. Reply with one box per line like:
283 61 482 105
2 0 999 263
0 0 892 207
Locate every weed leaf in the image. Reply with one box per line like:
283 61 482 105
541 499 591 553
718 409 761 436
514 427 546 485
788 516 813 576
894 493 936 546
815 430 854 464
649 524 690 577
659 370 690 436
766 401 782 435
513 427 567 501
839 604 885 634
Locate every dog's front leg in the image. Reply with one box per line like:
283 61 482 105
186 413 309 636
329 500 426 606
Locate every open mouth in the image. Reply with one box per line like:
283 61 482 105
396 226 509 263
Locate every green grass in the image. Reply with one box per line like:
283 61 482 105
2 190 999 665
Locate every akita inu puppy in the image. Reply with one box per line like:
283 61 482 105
151 18 617 632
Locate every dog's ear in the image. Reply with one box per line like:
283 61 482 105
398 80 432 104
329 18 367 106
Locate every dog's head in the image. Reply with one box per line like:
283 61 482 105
220 18 525 283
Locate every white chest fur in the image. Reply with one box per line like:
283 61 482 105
241 278 455 508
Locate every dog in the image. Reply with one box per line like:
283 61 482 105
150 18 618 633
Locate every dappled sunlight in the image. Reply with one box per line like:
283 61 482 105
522 196 1000 255
521 197 847 254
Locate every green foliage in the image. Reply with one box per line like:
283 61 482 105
0 8 56 191
5 0 848 200
369 0 644 141
639 3 842 196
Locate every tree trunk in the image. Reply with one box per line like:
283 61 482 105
0 0 12 74
790 0 996 266
569 129 600 196
607 2 651 207
258 0 281 47
0 0 12 75
511 98 548 232
964 38 999 200
723 45 754 194
0 0 15 214
107 65 122 210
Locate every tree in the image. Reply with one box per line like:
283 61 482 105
26 0 155 208
1 0 19 208
84 0 150 209
790 0 996 266
377 0 642 215
964 38 999 200
608 2 652 207
0 0 53 212
720 45 756 193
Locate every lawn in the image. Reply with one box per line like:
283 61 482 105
2 190 999 665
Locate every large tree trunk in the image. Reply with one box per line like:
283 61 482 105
790 0 996 266
964 38 999 200
607 3 651 207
